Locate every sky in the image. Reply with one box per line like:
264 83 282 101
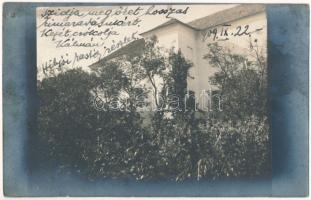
37 4 237 79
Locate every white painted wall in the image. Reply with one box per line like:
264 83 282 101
142 24 179 51
140 11 267 110
176 24 199 97
195 12 267 95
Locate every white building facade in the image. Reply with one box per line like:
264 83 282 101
140 5 267 104
90 5 267 111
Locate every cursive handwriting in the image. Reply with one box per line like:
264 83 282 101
72 49 102 67
38 5 191 77
143 5 189 18
201 24 264 42
41 54 71 76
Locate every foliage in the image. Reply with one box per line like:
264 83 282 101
204 42 267 120
197 116 270 179
37 38 270 181
37 69 98 172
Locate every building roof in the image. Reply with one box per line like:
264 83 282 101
89 38 145 70
88 4 266 70
140 18 199 36
141 4 266 35
188 4 266 30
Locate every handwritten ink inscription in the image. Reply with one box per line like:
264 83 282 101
201 24 263 42
37 5 264 78
38 6 190 49
37 5 190 77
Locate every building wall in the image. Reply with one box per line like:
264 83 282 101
140 11 267 110
195 12 267 95
142 24 180 50
140 25 180 110
141 23 201 110
175 24 200 97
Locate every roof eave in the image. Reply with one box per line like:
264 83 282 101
140 19 199 36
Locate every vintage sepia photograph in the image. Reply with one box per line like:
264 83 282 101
2 0 310 197
35 4 270 182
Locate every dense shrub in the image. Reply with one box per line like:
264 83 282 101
37 39 270 181
196 116 270 180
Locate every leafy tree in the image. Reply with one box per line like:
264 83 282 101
37 69 99 174
85 56 159 180
37 38 270 182
203 42 267 120
195 42 271 179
